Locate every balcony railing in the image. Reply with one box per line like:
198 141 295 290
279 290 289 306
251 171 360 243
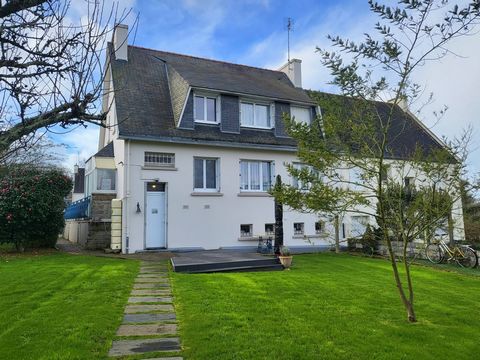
64 196 91 220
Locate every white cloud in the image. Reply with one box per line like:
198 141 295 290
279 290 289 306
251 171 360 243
57 126 100 172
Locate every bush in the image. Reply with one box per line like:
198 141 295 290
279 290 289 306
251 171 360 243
0 167 72 250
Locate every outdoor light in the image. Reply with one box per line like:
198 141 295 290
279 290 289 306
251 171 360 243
136 202 141 213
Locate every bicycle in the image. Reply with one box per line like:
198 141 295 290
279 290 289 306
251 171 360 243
425 238 478 268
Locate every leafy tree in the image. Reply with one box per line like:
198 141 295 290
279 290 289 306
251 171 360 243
273 0 479 322
0 166 72 251
0 0 130 161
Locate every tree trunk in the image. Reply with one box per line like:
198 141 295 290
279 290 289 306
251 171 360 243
447 211 454 246
334 214 340 253
274 175 284 255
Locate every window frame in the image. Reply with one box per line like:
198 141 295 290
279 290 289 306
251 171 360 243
240 224 253 238
239 160 274 192
265 223 275 236
193 157 220 192
293 222 305 235
291 105 312 125
144 152 175 168
194 92 220 124
239 99 274 129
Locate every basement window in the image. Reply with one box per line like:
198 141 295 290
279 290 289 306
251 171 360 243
265 223 275 236
240 224 253 237
293 222 304 235
315 221 325 234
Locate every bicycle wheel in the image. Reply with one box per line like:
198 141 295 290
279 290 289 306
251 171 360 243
425 244 443 264
456 247 478 269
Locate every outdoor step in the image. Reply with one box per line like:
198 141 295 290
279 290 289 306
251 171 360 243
135 278 169 283
125 304 174 314
108 338 180 357
123 313 176 324
134 283 170 289
117 323 177 336
131 289 172 296
128 296 172 304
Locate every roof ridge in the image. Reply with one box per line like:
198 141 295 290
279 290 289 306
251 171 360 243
128 44 288 76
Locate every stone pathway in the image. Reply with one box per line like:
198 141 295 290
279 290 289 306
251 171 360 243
108 262 183 359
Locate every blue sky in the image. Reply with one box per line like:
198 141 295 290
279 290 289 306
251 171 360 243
60 0 480 178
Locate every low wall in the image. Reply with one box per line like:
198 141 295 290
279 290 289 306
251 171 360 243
63 219 111 250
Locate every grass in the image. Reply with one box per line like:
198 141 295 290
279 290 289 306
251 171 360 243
0 252 139 359
172 253 480 360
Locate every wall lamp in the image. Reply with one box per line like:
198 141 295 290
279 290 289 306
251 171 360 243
136 202 141 213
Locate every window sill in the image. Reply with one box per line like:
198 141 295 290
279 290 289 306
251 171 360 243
292 234 327 239
237 192 272 197
238 236 258 241
142 166 178 171
194 120 219 125
240 125 274 130
191 192 223 197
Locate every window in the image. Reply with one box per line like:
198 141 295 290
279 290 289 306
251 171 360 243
265 223 275 236
292 163 318 190
240 101 272 128
351 216 369 238
96 169 116 191
291 106 312 125
240 224 253 237
350 168 363 190
194 95 217 123
315 221 325 234
194 158 219 191
240 160 273 192
294 222 304 235
404 177 414 187
144 152 175 168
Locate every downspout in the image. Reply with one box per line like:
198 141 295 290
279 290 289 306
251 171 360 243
124 139 130 253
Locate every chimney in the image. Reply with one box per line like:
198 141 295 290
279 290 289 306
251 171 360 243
113 24 128 61
278 59 302 88
74 164 79 175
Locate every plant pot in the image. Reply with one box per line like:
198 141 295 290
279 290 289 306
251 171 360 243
279 255 293 269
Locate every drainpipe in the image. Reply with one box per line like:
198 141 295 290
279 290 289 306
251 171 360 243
124 139 131 254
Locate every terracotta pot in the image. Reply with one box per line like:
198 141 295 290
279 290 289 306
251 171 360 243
279 255 293 269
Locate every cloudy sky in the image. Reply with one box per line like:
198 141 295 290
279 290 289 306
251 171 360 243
57 0 480 177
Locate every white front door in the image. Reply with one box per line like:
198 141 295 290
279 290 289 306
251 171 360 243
145 182 166 249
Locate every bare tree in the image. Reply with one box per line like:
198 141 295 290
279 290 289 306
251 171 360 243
0 0 131 161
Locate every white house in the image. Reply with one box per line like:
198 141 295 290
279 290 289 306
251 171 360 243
77 24 464 254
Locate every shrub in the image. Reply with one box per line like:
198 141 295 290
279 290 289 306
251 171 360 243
0 167 72 251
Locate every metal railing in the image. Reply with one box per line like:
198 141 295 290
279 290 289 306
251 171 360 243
64 196 91 220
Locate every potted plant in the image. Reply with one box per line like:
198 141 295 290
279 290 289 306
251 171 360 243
278 246 293 269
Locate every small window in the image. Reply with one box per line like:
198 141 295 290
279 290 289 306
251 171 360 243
240 224 253 237
145 152 175 167
265 223 275 236
315 221 325 234
240 101 272 128
293 222 304 235
291 106 312 125
404 177 414 187
96 169 116 191
194 158 219 191
194 95 217 123
240 160 273 192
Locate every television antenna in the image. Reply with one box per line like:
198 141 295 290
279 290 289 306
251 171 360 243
285 17 294 63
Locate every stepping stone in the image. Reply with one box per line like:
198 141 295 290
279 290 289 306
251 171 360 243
108 338 180 356
128 296 172 303
131 289 171 296
125 304 174 314
138 274 164 278
139 270 168 275
117 323 177 336
135 278 169 283
123 313 176 324
134 283 170 289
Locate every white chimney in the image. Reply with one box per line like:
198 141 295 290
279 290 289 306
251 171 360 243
278 59 302 88
113 24 128 61
74 164 79 174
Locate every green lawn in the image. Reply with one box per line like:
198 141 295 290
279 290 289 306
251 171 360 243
0 253 139 359
172 253 480 360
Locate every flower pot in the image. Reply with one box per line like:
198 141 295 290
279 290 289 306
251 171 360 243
279 255 293 269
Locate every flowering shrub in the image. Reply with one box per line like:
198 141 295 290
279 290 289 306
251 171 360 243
0 167 72 250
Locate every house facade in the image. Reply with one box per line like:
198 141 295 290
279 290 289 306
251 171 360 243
78 24 464 254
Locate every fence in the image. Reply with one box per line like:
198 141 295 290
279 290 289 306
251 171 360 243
64 196 91 220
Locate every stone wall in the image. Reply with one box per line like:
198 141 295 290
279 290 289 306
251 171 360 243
90 193 116 221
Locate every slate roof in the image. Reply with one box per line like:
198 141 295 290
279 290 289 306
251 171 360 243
94 141 114 157
110 44 307 148
73 168 85 194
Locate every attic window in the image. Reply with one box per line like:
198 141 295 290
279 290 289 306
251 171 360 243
194 95 217 123
291 106 312 125
240 101 273 128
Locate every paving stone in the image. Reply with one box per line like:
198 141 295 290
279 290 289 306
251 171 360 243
131 289 171 296
125 304 174 314
128 296 172 303
123 313 176 324
134 283 170 289
139 271 168 276
135 278 169 283
137 274 164 278
108 338 180 356
141 358 183 360
117 323 177 336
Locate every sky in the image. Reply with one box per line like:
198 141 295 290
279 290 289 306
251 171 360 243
57 0 480 178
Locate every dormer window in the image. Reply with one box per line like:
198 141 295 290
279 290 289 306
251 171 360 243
194 93 218 123
240 101 273 128
291 106 312 125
